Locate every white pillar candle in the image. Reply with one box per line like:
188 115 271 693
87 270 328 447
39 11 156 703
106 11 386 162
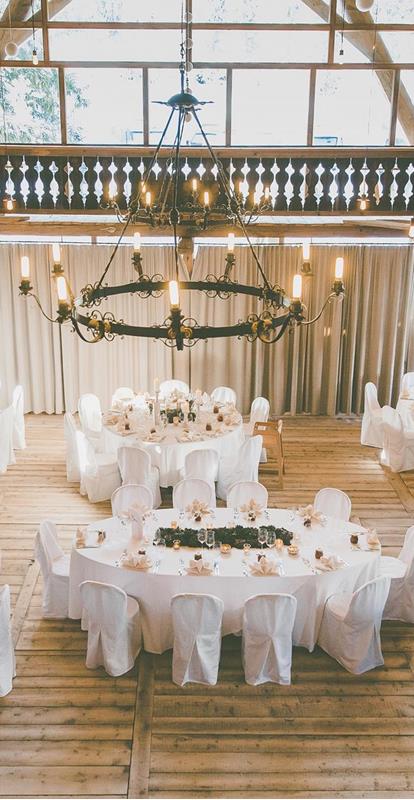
292 274 302 300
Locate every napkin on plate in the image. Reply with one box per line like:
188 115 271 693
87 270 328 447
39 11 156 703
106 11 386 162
103 412 120 426
319 554 347 571
239 498 263 522
145 432 164 442
185 558 213 575
249 556 282 576
119 552 152 571
367 529 381 550
298 504 325 525
186 499 212 522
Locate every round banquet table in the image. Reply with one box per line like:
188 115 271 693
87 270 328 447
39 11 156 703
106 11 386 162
69 508 380 654
102 420 244 487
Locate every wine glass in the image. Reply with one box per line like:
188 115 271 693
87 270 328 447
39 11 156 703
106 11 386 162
206 530 215 559
258 527 267 552
197 528 206 554
233 507 240 525
266 530 276 550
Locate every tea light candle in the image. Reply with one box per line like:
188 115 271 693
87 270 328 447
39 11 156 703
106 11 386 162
172 540 181 550
275 538 284 550
220 542 231 555
171 520 178 530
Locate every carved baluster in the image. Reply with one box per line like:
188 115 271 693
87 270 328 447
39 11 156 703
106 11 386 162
328 162 339 208
270 159 280 208
403 163 414 208
123 158 132 205
299 162 309 209
374 163 384 206
93 158 103 204
314 163 325 208
284 160 295 209
64 160 73 207
344 160 355 210
49 161 59 207
79 158 89 207
34 159 45 206
108 159 118 202
389 158 400 208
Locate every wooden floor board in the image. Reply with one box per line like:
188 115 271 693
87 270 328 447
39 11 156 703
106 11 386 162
1 413 414 798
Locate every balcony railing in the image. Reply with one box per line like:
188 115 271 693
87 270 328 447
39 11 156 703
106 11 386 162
1 148 413 216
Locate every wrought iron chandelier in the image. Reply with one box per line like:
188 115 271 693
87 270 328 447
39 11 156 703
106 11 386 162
18 10 345 351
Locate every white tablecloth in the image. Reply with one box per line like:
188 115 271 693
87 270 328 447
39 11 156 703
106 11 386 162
69 508 380 654
102 422 244 487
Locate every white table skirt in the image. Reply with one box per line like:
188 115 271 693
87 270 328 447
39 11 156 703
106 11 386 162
69 508 380 654
102 423 244 487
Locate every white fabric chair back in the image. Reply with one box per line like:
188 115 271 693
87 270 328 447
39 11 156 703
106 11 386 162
159 379 189 397
314 487 351 521
111 387 134 406
345 576 390 627
79 580 141 676
365 382 380 414
211 386 237 405
382 405 405 452
239 435 263 481
111 483 154 516
242 593 297 685
118 446 152 485
34 520 65 579
249 396 270 426
76 431 97 476
383 525 414 623
0 585 15 697
64 412 81 482
0 405 15 473
226 481 268 509
173 478 216 509
184 449 219 485
171 593 224 685
12 384 25 449
78 393 102 435
399 525 414 571
402 372 414 393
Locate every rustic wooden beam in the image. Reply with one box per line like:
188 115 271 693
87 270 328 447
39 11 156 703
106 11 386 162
0 144 412 157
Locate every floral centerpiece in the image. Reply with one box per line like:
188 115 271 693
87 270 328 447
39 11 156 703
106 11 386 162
157 524 293 549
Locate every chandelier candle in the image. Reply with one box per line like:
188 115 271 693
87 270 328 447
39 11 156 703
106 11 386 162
334 257 345 294
20 256 31 293
132 233 143 278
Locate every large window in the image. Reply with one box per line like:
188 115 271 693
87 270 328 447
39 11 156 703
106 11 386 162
0 0 412 146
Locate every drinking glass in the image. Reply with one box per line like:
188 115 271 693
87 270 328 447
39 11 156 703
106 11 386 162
233 507 240 525
197 528 206 554
206 530 215 557
266 530 276 549
258 527 267 551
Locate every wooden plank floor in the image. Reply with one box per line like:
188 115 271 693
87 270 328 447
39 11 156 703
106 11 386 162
1 414 414 799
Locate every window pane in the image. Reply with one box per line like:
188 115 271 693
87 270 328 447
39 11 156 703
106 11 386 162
192 30 328 62
50 0 182 22
2 29 43 61
0 0 40 22
368 0 414 24
396 71 414 146
381 33 414 64
49 29 181 61
232 70 309 145
333 31 371 63
65 68 143 144
192 0 327 23
0 68 60 143
149 69 226 145
313 70 392 145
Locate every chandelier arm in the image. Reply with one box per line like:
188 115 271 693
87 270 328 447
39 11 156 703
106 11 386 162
299 292 340 326
95 212 134 290
71 315 104 344
26 291 59 324
131 105 176 211
191 107 272 293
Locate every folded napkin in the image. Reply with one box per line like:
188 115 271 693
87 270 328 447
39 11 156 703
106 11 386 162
145 432 164 442
112 399 126 412
186 499 212 522
119 552 152 571
367 528 381 550
103 412 121 426
298 504 325 526
186 558 213 575
239 498 263 522
121 503 149 523
249 556 281 576
76 526 87 547
319 554 347 571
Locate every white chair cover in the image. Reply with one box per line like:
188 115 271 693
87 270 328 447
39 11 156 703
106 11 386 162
173 478 216 510
34 520 69 618
0 585 15 697
314 488 351 521
361 382 383 448
217 435 263 501
12 384 26 449
211 386 237 405
242 593 297 685
0 405 15 473
380 406 414 472
226 481 268 510
318 576 391 674
402 372 414 394
244 396 270 435
111 483 154 517
111 386 135 406
381 526 414 623
159 379 189 397
171 593 224 685
64 412 81 483
78 393 103 450
80 581 141 676
77 431 121 503
183 449 219 486
118 446 161 507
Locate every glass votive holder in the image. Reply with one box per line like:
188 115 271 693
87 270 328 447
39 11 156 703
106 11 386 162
172 540 181 550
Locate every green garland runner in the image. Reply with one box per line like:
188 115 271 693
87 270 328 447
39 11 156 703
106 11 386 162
157 524 293 549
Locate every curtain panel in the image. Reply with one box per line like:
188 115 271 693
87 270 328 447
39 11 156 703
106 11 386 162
0 242 413 416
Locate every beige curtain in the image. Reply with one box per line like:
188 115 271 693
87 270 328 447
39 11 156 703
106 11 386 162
0 241 413 415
